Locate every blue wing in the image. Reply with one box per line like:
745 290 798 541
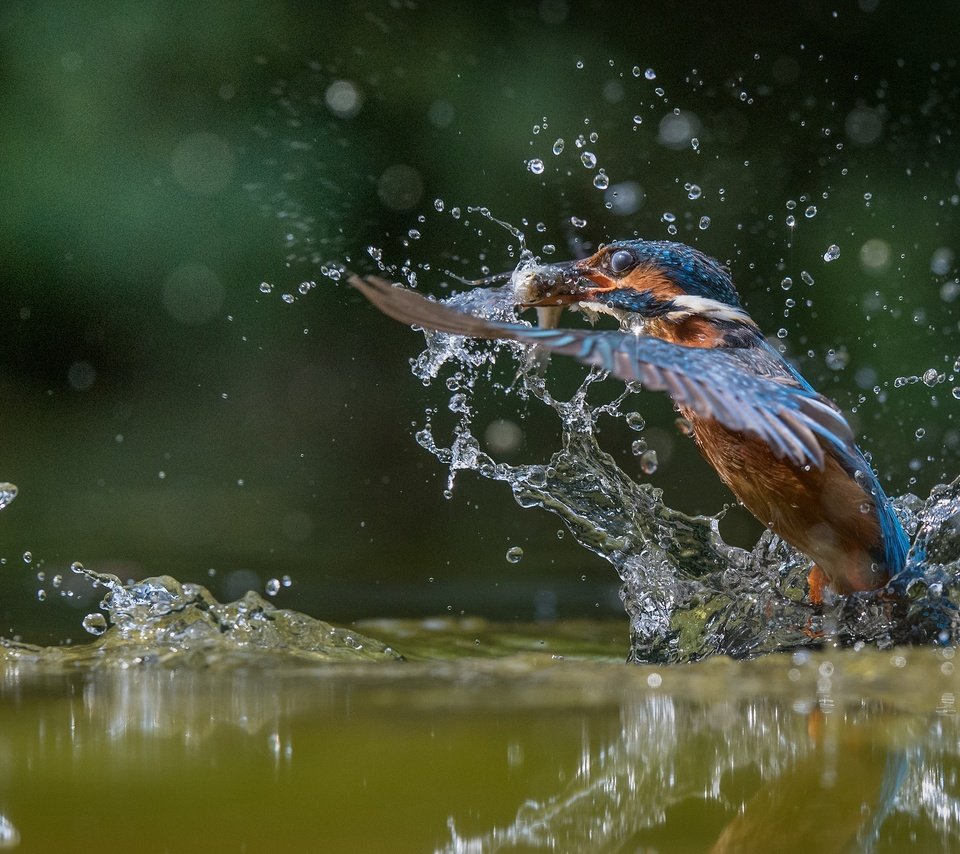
350 276 858 471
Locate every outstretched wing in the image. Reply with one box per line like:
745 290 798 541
350 275 856 470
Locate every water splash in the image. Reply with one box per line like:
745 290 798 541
0 483 17 510
407 280 960 662
2 564 402 668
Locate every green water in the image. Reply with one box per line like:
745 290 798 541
1 618 957 853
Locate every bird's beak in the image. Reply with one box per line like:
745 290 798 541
509 258 613 328
512 259 590 307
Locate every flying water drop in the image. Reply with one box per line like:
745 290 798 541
639 450 659 475
82 613 108 636
0 483 17 510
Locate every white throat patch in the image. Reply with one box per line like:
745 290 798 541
664 295 756 326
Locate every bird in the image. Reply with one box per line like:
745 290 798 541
350 238 909 602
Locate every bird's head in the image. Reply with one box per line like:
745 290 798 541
514 240 758 347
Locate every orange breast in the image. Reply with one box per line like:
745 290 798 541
685 411 886 594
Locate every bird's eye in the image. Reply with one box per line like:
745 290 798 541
608 249 636 275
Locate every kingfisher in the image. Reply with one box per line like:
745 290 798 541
350 239 909 602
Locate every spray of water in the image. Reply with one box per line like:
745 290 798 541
408 276 960 662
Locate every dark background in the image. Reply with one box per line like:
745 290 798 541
0 0 957 642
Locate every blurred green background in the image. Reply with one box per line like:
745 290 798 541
0 0 957 642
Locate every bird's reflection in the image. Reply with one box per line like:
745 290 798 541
439 692 948 852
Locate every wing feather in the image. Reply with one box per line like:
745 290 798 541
350 275 858 470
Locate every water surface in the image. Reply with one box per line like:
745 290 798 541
1 586 958 853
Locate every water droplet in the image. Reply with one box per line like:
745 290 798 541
259 282 273 294
825 348 849 370
505 546 524 564
915 427 926 439
698 215 711 230
22 551 32 564
786 215 796 227
952 387 960 399
661 212 676 223
640 449 659 474
922 368 940 387
633 115 643 125
580 151 597 169
528 159 545 174
685 183 702 200
631 439 647 456
282 574 293 588
625 412 646 431
644 68 656 80
575 60 584 69
450 207 461 219
675 417 694 437
801 271 815 286
570 216 587 228
36 589 46 602
823 244 841 262
593 171 609 189
552 138 564 155
0 483 17 510
777 328 788 339
265 578 281 596
82 613 108 636
805 205 818 218
780 276 793 291
434 198 444 212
